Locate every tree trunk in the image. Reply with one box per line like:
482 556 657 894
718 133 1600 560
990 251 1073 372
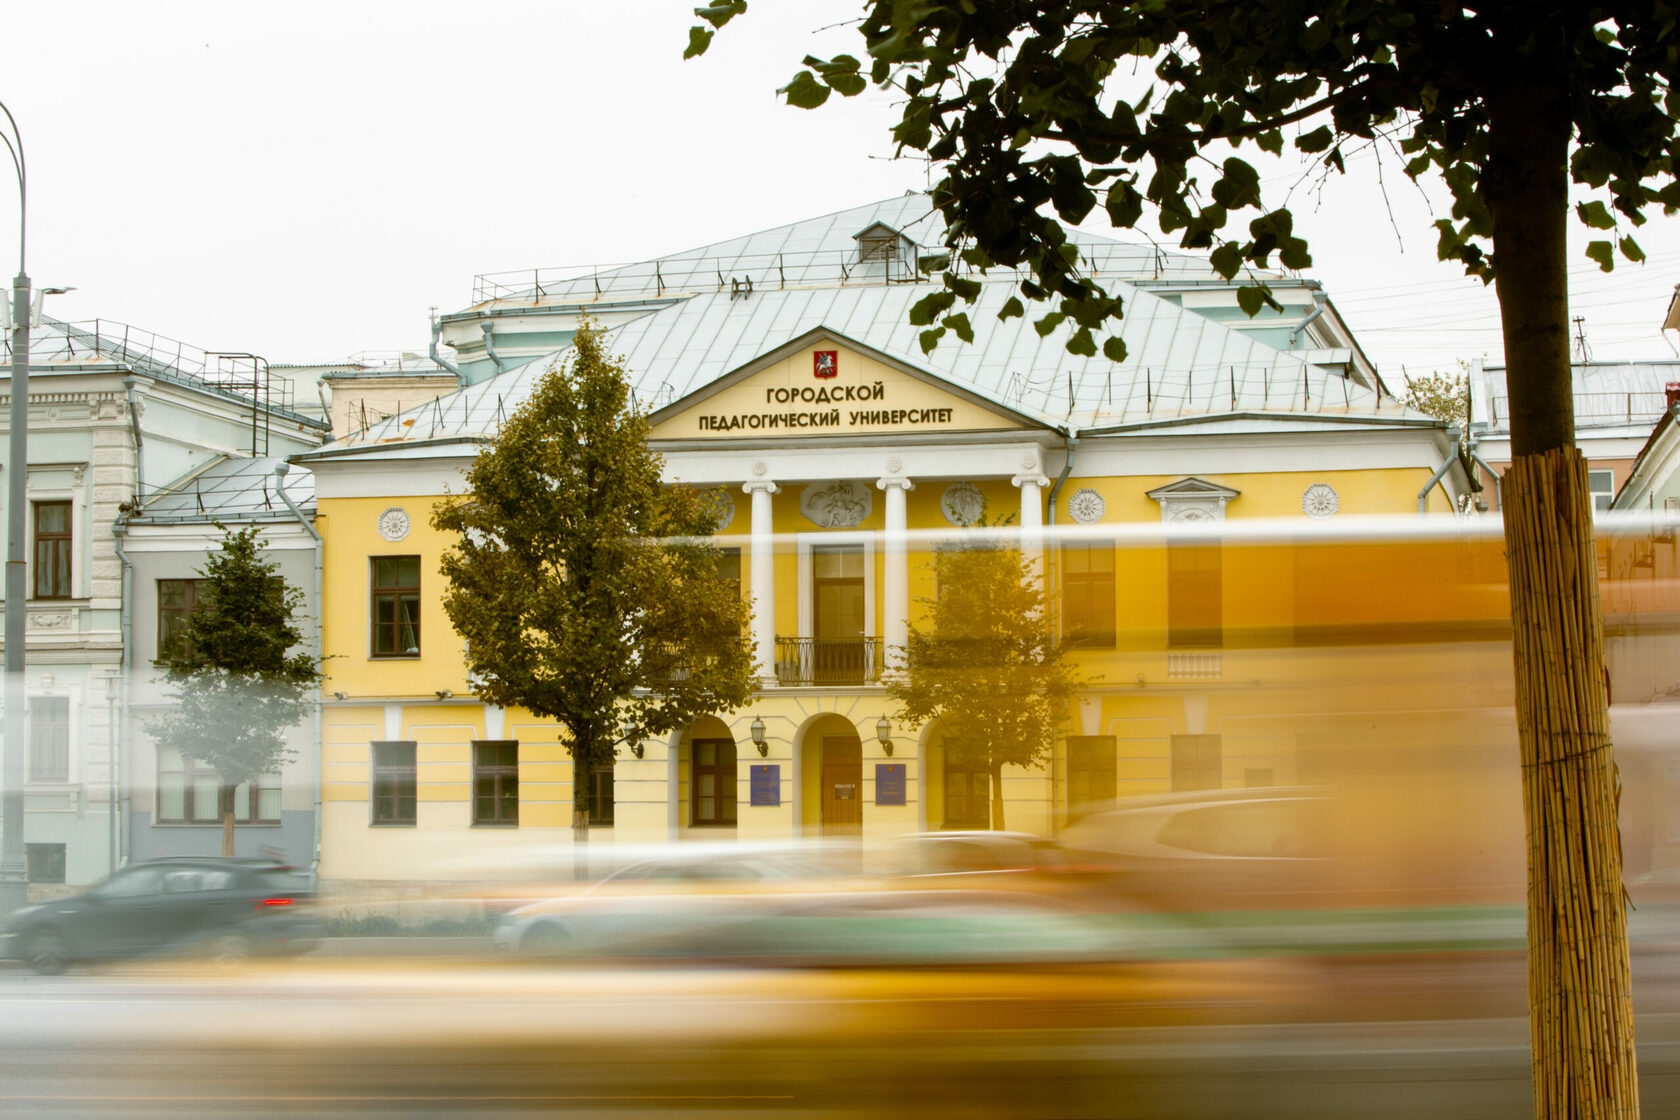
572 736 593 881
989 760 1005 831
219 781 236 858
1487 75 1639 1118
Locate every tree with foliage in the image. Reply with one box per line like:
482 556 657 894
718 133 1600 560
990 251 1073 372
889 525 1079 831
1404 367 1471 438
432 320 754 850
148 525 321 857
693 2 1661 1111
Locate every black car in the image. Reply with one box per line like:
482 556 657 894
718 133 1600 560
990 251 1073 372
0 857 322 973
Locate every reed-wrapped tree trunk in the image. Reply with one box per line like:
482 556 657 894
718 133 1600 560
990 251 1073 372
1491 74 1639 1117
1504 451 1639 1117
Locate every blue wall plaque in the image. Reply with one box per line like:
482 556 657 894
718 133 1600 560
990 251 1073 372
875 763 906 806
750 764 781 806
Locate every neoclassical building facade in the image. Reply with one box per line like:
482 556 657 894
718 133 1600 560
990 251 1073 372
296 194 1477 885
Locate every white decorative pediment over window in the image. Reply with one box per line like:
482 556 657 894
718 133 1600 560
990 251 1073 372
1145 477 1240 523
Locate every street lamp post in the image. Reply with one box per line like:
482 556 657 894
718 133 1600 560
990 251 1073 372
1 100 29 916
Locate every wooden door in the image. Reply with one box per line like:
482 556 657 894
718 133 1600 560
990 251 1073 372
821 735 863 835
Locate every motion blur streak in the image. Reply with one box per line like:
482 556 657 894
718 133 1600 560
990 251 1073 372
2 517 1678 1117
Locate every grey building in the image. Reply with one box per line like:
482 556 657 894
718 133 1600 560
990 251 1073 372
1 315 327 890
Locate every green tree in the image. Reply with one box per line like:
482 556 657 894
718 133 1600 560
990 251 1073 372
432 320 754 852
889 525 1079 831
693 3 1657 1111
148 525 322 857
1404 367 1471 437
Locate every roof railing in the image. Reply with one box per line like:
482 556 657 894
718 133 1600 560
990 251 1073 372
467 243 1229 306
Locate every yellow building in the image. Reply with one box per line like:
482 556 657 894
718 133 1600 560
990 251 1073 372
295 195 1480 887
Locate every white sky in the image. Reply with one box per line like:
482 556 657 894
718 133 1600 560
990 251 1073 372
4 1 1679 383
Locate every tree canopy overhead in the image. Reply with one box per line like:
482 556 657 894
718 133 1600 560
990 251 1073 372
432 319 755 841
695 1 1677 450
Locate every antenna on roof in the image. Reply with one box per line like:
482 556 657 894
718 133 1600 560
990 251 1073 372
1573 316 1592 363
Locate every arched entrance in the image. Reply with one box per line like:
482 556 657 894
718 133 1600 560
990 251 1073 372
820 735 862 836
798 716 863 838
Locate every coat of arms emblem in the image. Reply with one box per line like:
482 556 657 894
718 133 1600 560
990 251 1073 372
813 350 838 379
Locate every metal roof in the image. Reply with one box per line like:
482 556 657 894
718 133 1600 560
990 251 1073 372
334 276 1411 450
137 457 315 523
466 193 1273 307
9 317 328 430
1478 359 1680 433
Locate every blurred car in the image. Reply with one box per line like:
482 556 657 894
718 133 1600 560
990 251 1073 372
886 830 1072 876
492 841 1123 965
0 856 322 973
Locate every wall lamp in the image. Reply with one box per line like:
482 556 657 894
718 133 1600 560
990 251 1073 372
750 716 767 757
631 743 644 759
876 716 894 757
434 689 452 701
332 691 347 701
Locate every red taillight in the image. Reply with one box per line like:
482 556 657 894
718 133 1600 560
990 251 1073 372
257 898 292 908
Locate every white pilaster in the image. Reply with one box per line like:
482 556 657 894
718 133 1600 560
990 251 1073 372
877 476 914 673
743 478 781 686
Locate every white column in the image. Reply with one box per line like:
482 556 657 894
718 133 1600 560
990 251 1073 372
1013 471 1049 567
743 479 780 686
877 476 914 675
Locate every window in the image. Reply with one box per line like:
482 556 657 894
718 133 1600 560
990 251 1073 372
28 697 69 781
157 745 222 823
157 578 207 659
26 843 65 884
1062 543 1116 647
943 754 991 829
155 746 280 824
588 763 614 826
1167 536 1222 648
691 738 737 826
33 501 72 599
717 548 742 599
371 741 417 826
1589 468 1616 513
1171 734 1223 792
1067 736 1116 811
473 740 519 826
371 556 421 657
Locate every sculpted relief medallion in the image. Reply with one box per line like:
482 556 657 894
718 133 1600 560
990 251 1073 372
377 507 412 542
941 482 984 527
801 480 872 528
1302 483 1340 519
1067 488 1106 524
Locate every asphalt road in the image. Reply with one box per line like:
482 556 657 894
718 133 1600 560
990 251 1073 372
2 954 1678 1119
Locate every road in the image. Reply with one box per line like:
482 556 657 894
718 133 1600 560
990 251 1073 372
2 952 1678 1118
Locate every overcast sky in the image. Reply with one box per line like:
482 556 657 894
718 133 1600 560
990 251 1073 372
5 1 1680 383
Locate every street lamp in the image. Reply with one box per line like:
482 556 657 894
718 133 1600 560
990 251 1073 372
1 99 29 915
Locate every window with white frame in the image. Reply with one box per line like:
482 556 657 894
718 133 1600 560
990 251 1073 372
1589 469 1616 513
27 697 69 781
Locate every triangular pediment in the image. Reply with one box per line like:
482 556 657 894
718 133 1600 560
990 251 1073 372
1146 477 1242 502
648 327 1042 441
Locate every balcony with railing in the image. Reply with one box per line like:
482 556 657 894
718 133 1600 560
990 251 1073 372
774 637 884 687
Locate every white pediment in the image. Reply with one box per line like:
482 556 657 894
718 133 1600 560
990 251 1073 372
1145 477 1240 523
